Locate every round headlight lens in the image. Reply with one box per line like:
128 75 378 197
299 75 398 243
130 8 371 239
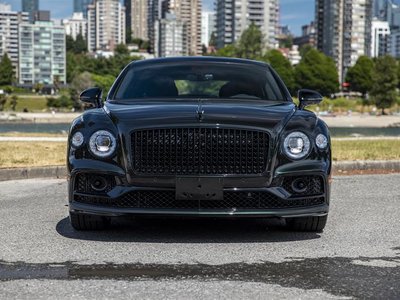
315 133 328 149
71 131 84 148
283 131 311 159
89 130 117 158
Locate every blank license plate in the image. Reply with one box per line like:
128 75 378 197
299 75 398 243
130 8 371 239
176 177 223 200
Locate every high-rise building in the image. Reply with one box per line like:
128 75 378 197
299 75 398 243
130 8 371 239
87 0 126 52
162 0 202 55
373 0 387 19
371 18 390 57
21 0 39 22
63 12 87 40
315 0 372 83
0 4 29 80
390 29 400 57
33 10 50 22
201 11 215 47
371 0 400 27
74 0 92 17
293 21 316 48
155 13 185 56
148 0 161 53
125 0 148 41
19 19 66 85
215 0 234 48
215 0 279 49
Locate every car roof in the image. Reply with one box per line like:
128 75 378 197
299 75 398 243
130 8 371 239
128 56 270 68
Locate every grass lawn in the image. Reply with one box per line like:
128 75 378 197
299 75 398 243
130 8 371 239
332 140 400 161
0 142 67 168
0 132 67 137
0 139 399 169
4 96 48 112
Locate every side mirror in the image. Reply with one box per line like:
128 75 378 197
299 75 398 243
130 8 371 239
298 89 323 110
79 87 103 108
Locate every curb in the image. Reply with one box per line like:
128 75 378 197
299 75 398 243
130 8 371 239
0 161 399 182
332 160 400 171
0 166 67 182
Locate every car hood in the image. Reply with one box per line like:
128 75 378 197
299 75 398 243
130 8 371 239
104 100 296 134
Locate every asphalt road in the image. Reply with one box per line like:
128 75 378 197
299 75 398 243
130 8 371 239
0 174 399 299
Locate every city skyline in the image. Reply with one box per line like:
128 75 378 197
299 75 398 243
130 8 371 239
2 0 314 35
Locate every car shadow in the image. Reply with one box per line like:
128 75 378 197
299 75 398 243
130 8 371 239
56 216 322 243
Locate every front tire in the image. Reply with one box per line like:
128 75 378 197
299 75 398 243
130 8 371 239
286 215 328 232
69 212 109 230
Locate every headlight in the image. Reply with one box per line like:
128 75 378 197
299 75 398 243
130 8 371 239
283 131 311 159
89 130 117 158
315 133 328 149
71 131 84 148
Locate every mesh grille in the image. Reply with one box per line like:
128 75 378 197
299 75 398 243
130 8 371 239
131 128 268 175
282 176 324 196
74 191 325 209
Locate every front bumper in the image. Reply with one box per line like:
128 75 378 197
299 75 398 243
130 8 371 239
70 201 329 218
68 160 330 218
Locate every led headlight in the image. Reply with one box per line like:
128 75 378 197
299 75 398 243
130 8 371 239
71 131 84 148
315 133 328 149
283 131 311 160
89 130 117 158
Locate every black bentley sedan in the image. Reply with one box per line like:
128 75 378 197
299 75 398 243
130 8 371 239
67 57 331 232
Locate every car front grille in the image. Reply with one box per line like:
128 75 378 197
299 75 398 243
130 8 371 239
74 191 325 210
131 128 269 175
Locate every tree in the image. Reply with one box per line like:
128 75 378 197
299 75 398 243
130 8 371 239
131 38 149 51
114 43 130 56
126 28 133 44
263 49 295 94
66 35 75 52
74 34 87 53
0 54 14 85
91 74 116 96
202 44 207 55
47 95 74 109
370 55 398 115
345 56 374 97
236 23 264 60
10 95 18 111
33 83 44 94
69 71 94 111
279 36 293 48
294 49 339 96
66 34 87 54
209 32 216 47
0 94 7 111
214 44 237 57
299 44 313 58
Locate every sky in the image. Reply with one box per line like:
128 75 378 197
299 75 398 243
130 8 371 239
4 0 314 36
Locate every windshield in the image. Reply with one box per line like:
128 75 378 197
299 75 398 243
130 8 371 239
112 62 287 101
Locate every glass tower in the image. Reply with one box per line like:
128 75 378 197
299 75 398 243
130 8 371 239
74 0 93 17
21 0 39 21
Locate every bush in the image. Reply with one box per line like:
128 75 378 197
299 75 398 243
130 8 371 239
47 95 74 109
